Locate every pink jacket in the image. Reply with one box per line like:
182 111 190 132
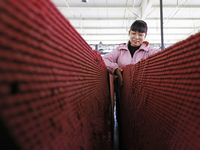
103 41 161 74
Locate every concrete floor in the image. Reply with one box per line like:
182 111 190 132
113 96 119 150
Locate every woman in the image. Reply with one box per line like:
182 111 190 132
103 20 161 133
103 20 160 86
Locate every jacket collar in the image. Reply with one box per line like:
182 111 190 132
118 41 149 52
140 41 149 51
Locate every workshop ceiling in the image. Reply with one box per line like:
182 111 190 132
50 0 200 46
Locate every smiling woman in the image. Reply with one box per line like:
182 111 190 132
102 20 161 140
129 20 147 47
102 20 161 86
129 30 146 47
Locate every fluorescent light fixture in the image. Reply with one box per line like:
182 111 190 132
82 0 89 2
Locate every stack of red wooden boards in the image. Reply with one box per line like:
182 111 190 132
120 32 200 150
0 0 111 150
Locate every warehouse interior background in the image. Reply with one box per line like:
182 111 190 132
50 0 200 54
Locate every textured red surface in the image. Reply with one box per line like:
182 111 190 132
120 33 200 150
0 0 111 150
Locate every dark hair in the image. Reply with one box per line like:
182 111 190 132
130 20 148 34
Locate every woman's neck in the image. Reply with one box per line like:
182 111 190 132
129 41 140 48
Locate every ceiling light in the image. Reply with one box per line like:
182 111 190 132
82 0 89 2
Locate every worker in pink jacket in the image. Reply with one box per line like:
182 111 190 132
103 20 161 143
103 20 160 87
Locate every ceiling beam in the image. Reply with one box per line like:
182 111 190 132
141 0 153 19
77 33 189 36
74 27 197 29
82 38 186 43
66 18 200 21
82 39 182 41
153 5 200 8
57 5 200 9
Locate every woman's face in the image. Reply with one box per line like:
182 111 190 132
129 30 146 47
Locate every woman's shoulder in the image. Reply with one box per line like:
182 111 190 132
116 43 129 51
140 41 159 51
140 41 161 55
